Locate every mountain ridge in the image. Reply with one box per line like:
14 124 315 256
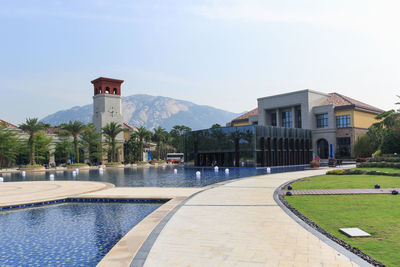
40 94 241 131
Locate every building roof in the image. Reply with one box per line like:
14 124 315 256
0 119 18 128
91 77 124 84
123 122 137 132
321 93 384 114
231 108 258 123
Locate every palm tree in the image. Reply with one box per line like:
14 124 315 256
102 122 124 162
60 121 87 163
153 126 168 160
19 118 49 165
134 126 152 159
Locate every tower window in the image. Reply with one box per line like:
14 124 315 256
113 88 117 94
105 87 110 94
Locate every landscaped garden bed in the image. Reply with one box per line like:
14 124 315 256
283 168 400 266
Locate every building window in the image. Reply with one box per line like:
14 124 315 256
316 113 328 128
271 113 277 126
336 115 351 128
336 137 351 158
296 109 302 128
281 111 293 128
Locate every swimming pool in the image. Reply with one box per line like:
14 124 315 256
0 200 162 266
1 165 306 187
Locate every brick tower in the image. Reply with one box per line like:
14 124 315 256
91 77 124 163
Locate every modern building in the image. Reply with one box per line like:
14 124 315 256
91 77 125 162
229 90 383 159
184 125 312 167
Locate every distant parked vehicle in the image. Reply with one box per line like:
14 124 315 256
166 153 184 163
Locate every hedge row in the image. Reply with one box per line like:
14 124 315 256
358 162 400 169
368 157 400 163
326 168 400 176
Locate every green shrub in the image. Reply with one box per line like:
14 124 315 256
135 161 149 165
359 162 400 169
326 169 345 175
69 163 88 167
106 162 123 166
20 164 43 168
354 134 378 158
374 149 382 157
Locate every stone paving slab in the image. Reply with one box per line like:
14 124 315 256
79 187 202 199
0 181 113 207
144 169 362 267
280 188 400 195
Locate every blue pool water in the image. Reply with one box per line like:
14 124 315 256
0 202 161 266
2 165 306 187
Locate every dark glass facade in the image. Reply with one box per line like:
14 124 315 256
184 125 312 167
336 137 351 158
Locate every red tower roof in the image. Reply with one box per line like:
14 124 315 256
91 77 124 96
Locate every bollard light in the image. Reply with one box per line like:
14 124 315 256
196 171 201 178
225 168 229 174
0 177 3 182
266 167 271 174
49 174 55 181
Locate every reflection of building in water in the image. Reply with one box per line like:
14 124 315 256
184 125 312 167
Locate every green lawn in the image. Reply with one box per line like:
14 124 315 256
286 195 400 266
354 167 400 173
289 174 400 189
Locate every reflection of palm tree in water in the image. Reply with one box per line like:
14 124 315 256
229 130 242 167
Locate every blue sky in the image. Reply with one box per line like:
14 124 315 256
1 0 399 124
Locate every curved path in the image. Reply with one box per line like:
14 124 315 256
0 181 113 207
143 169 366 267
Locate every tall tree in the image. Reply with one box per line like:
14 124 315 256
54 131 73 164
60 121 87 163
170 125 191 152
32 132 52 165
0 123 21 168
19 118 49 165
102 122 124 162
134 126 152 158
153 126 168 160
80 123 102 164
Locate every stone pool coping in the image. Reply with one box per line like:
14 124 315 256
0 181 114 208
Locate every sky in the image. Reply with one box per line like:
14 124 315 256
1 0 400 124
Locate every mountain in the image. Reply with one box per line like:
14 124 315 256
40 94 240 131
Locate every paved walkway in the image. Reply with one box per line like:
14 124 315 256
0 181 113 207
143 169 362 267
281 188 400 195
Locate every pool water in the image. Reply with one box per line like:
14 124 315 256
0 202 161 266
2 165 306 187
